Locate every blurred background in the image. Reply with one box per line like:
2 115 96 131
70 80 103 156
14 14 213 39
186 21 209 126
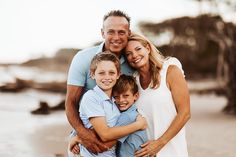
0 0 235 157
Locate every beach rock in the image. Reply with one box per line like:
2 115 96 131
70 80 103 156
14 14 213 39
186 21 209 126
0 77 66 93
50 100 65 111
31 101 50 115
0 78 30 92
31 100 65 115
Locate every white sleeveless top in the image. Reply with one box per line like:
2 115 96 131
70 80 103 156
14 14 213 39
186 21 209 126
135 57 188 157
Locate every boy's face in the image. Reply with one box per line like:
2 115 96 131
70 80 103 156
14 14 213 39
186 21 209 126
91 61 119 93
113 88 139 111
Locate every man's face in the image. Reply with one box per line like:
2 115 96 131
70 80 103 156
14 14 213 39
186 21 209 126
101 16 131 56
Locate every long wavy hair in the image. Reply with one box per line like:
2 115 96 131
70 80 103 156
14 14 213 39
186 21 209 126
127 33 166 88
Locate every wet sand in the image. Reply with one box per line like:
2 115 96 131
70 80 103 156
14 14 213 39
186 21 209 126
1 92 236 157
0 110 71 157
0 90 70 157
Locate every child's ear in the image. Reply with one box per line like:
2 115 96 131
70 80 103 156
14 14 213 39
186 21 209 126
134 92 139 101
90 72 95 79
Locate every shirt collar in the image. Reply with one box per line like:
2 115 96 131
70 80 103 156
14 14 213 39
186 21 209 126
124 103 137 113
96 42 105 54
120 55 125 64
96 42 125 64
93 85 113 102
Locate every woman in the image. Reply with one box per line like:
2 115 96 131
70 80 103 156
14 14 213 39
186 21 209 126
125 33 190 157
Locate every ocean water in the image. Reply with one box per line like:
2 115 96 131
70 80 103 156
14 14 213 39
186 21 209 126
0 65 66 85
0 66 70 157
0 89 71 157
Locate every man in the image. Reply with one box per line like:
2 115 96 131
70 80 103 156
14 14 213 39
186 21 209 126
65 10 133 155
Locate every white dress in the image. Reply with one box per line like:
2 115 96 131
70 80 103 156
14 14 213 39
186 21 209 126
135 57 188 157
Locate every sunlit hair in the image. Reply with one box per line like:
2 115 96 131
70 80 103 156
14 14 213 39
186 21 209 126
103 10 130 26
127 33 166 88
90 51 120 76
112 74 138 95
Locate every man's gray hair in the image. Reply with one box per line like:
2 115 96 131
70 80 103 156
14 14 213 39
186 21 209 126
103 10 130 25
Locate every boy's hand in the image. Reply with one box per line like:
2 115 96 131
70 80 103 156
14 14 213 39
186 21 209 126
69 136 81 154
136 114 147 130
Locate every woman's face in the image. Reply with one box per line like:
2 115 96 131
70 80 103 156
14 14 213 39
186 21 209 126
125 40 150 69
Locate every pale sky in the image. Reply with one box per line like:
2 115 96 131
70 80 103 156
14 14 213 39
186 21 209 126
0 0 234 63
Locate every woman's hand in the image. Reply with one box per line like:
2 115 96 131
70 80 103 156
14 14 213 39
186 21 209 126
134 139 165 157
136 114 147 130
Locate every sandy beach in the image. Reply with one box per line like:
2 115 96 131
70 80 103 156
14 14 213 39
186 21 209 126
1 90 236 157
186 94 236 157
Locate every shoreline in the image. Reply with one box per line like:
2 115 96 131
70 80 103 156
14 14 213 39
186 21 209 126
0 110 71 157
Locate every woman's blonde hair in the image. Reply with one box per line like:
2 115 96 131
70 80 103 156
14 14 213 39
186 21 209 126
127 33 165 88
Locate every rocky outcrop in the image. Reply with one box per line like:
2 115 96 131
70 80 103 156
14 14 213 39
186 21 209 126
0 77 66 93
21 48 79 72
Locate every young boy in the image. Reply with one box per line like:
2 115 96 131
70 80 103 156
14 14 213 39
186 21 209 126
113 74 148 157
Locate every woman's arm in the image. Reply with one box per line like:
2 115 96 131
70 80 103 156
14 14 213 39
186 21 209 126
90 114 146 142
159 65 190 143
135 65 190 157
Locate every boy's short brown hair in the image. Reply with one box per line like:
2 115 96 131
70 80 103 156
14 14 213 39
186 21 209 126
113 74 138 95
90 51 120 75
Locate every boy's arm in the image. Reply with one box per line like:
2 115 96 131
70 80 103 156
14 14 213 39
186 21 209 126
89 115 146 142
65 85 108 153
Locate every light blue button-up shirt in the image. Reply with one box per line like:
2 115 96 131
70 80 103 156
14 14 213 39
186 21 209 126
79 85 120 157
115 104 148 157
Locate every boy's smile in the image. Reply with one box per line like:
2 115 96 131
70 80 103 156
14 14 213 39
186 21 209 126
113 88 139 111
91 60 120 96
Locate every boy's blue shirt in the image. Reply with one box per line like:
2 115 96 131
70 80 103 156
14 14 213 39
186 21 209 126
115 104 148 157
79 85 120 156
